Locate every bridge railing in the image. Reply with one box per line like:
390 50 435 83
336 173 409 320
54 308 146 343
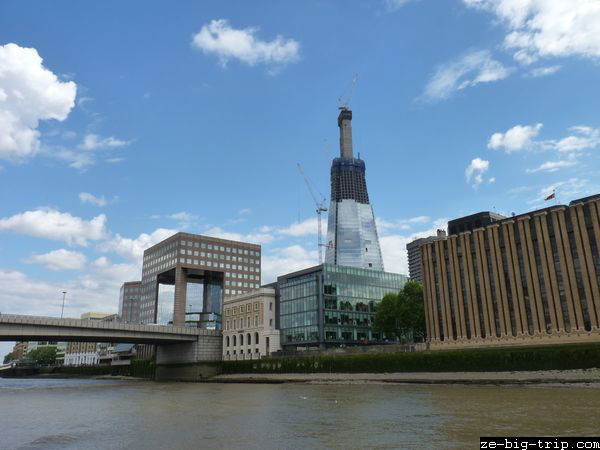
0 313 218 336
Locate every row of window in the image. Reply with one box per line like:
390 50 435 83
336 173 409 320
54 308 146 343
179 240 260 257
225 315 266 330
226 302 261 315
178 248 258 264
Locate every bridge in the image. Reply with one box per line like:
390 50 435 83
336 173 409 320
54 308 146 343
0 314 223 380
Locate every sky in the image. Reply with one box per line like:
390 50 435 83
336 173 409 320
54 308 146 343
2 0 600 356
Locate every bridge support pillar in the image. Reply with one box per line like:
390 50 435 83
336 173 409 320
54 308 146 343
155 334 222 381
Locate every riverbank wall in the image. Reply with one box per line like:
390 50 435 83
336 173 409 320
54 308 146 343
222 343 600 375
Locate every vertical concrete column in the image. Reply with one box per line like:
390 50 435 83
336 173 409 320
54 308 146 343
435 239 453 341
502 221 526 335
572 204 598 328
474 229 495 338
421 246 434 342
553 209 582 331
518 217 543 334
488 225 509 336
535 213 563 332
461 232 479 338
587 200 600 328
173 266 187 326
425 244 440 341
448 237 466 339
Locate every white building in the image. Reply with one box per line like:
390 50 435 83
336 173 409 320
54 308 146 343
222 288 281 360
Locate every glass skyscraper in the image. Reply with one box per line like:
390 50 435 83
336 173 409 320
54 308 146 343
325 107 384 271
278 264 407 347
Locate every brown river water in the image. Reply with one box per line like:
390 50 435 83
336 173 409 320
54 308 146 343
0 378 599 449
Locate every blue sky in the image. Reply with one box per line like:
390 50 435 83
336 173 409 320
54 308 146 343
1 0 600 355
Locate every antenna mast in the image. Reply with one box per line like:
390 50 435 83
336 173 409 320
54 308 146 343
297 163 328 264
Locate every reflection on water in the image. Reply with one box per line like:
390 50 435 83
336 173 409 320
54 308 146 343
1 378 599 449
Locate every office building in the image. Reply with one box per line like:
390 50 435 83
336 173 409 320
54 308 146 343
278 264 407 348
406 230 447 283
119 281 142 323
139 232 261 328
63 313 117 366
325 108 384 271
222 288 281 360
447 211 506 236
422 194 600 349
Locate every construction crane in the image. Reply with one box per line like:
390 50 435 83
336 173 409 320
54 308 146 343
338 73 358 110
297 163 328 264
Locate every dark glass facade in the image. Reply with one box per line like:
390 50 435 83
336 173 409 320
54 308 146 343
278 264 408 347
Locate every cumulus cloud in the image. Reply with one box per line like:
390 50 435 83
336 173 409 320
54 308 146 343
79 192 107 207
278 217 319 237
101 228 177 263
24 249 86 271
261 245 318 284
0 43 77 162
488 123 543 152
465 157 490 188
463 0 600 63
553 126 600 153
192 19 300 68
0 208 107 246
202 226 276 245
421 50 512 101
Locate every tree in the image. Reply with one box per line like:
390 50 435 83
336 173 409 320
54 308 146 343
374 281 426 342
373 293 401 338
27 347 58 365
3 352 14 364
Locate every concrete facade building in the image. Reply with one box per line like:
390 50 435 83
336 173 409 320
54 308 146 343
222 288 281 360
139 232 261 328
278 264 407 349
63 312 117 366
119 281 142 323
406 230 447 283
325 108 384 271
11 341 28 360
422 194 600 349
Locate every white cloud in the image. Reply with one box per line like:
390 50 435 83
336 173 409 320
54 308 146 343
0 208 107 246
421 50 512 101
79 192 107 207
526 160 577 173
101 228 177 263
25 249 86 271
465 157 490 188
537 178 592 203
261 245 318 284
553 126 600 153
463 0 600 63
526 65 561 77
377 215 431 233
0 43 77 162
203 226 276 245
168 212 197 222
192 19 300 68
278 217 319 237
379 218 448 275
78 134 129 150
488 123 543 152
489 177 496 184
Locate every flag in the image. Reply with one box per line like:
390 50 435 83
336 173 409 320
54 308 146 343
545 192 555 201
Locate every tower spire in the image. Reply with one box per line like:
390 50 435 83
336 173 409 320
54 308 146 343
338 107 353 159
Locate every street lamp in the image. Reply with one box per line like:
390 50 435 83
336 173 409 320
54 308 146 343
61 291 67 318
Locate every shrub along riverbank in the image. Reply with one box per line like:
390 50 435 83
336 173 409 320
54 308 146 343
222 343 600 374
59 359 155 379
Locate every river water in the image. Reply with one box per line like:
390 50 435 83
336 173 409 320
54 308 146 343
1 378 599 449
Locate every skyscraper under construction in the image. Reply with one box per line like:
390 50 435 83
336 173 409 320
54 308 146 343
325 108 384 271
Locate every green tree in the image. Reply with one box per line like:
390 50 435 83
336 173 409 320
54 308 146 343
3 352 14 364
373 293 401 338
27 347 58 365
374 281 426 342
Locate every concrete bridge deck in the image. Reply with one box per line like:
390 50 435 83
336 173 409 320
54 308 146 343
0 314 218 344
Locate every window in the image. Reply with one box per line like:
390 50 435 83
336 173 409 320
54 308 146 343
226 336 230 347
254 315 258 327
269 302 273 311
240 334 244 345
269 318 273 327
255 332 259 344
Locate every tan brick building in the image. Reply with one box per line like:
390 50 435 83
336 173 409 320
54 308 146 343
422 194 600 349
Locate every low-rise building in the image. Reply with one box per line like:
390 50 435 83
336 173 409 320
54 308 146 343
277 264 408 349
223 288 280 360
11 342 28 361
63 312 117 366
422 194 600 349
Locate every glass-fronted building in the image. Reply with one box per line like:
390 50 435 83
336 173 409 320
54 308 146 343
278 264 407 348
